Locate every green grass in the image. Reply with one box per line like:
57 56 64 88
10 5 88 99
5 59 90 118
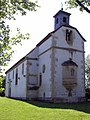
0 97 90 120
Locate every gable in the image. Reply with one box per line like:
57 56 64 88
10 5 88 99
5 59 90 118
36 25 86 47
62 25 86 42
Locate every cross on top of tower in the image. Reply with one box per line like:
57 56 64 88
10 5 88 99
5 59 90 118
61 2 63 10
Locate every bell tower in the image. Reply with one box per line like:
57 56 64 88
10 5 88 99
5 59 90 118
53 9 71 30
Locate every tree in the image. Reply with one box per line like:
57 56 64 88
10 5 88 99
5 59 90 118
85 55 90 88
0 0 39 73
65 0 90 13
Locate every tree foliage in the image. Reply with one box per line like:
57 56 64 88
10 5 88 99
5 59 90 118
0 75 5 92
0 0 38 20
65 0 90 13
0 0 38 72
85 55 90 88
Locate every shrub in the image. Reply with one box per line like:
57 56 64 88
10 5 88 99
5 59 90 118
85 88 90 99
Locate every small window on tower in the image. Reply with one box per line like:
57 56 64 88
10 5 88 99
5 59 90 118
56 18 58 24
63 17 67 23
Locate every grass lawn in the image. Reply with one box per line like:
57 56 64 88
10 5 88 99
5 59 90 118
0 97 90 120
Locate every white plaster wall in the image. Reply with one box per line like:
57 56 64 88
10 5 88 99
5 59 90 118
38 50 52 98
53 25 85 98
55 49 70 97
28 60 38 75
37 25 85 99
74 52 85 97
55 49 85 97
5 74 10 96
5 60 27 99
27 47 38 58
39 37 52 55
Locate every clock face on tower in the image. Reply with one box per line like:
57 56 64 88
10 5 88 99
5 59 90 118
66 29 73 45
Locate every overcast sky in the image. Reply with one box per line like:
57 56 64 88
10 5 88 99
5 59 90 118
6 0 90 71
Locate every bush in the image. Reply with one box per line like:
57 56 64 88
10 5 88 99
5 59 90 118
0 88 5 97
85 88 90 99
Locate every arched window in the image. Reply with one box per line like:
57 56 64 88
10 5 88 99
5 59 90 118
39 73 42 86
15 68 18 85
63 17 67 23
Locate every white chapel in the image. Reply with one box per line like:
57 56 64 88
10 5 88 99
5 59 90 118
5 9 86 103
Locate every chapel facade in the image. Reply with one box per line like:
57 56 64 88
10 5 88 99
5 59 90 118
5 9 86 103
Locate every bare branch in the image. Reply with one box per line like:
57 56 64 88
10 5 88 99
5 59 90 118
76 0 90 13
